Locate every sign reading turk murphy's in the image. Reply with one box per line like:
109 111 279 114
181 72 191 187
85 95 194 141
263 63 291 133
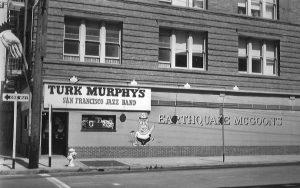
43 84 151 111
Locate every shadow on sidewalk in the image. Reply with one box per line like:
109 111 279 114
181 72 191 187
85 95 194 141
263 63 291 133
15 158 29 168
1 155 28 169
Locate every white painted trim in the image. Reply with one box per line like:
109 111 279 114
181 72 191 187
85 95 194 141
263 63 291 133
100 23 106 63
187 34 192 69
262 41 267 74
262 0 266 18
79 20 85 62
247 40 252 73
247 0 252 16
171 31 176 68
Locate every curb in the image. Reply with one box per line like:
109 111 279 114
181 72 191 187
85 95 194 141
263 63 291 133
1 161 300 176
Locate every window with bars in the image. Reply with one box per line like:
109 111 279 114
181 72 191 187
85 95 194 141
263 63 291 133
237 0 277 20
159 29 206 70
238 37 278 76
63 18 121 64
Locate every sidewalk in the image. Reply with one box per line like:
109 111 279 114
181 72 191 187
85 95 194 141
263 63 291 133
1 154 300 175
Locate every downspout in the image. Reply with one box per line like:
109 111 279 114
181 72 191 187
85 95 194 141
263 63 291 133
30 0 39 49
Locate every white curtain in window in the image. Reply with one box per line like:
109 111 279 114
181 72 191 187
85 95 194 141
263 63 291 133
238 38 247 57
173 0 187 6
265 6 274 19
238 0 246 7
265 41 276 75
265 0 275 19
251 0 261 10
192 0 204 8
266 41 275 58
175 31 187 54
251 40 261 58
192 33 203 53
265 0 275 3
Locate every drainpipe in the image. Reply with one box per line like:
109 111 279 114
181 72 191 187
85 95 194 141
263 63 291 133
30 0 39 49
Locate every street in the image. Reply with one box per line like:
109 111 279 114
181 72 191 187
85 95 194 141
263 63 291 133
0 165 300 188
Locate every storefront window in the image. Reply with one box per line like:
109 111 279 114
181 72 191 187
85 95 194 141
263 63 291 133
81 115 116 132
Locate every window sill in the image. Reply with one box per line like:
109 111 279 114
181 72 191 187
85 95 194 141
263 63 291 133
173 66 205 71
158 2 206 11
63 54 80 61
236 13 278 22
237 71 278 78
172 5 205 10
157 65 207 73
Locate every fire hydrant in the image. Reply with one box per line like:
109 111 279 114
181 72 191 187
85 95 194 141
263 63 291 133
67 148 77 167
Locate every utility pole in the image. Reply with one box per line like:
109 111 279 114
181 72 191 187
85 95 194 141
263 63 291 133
28 0 48 168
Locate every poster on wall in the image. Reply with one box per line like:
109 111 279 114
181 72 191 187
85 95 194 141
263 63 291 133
81 115 116 132
43 84 151 111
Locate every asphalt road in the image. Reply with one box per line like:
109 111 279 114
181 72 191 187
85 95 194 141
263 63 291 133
1 165 300 188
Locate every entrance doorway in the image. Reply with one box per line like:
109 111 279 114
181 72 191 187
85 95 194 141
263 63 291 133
41 112 68 156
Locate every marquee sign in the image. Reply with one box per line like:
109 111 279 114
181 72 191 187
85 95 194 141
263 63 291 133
43 84 151 111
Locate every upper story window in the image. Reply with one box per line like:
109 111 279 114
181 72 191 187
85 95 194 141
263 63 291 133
159 29 207 70
64 18 121 64
238 37 278 76
159 0 206 9
64 19 80 56
238 0 277 20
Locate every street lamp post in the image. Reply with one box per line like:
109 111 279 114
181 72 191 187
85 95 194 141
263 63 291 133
219 93 225 163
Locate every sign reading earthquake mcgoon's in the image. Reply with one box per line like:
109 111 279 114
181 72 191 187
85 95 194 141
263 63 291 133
43 84 151 111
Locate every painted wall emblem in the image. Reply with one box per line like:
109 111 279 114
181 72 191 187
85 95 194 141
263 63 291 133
130 113 155 146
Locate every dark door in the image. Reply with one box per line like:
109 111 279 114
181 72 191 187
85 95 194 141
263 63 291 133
41 112 68 156
52 112 68 156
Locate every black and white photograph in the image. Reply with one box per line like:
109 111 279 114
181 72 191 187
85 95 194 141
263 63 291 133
0 0 300 187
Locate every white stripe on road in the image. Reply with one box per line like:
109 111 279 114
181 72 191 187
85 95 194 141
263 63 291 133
39 174 70 188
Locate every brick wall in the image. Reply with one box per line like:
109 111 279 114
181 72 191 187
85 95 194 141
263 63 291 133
208 0 238 14
44 0 300 94
72 145 300 158
279 0 300 24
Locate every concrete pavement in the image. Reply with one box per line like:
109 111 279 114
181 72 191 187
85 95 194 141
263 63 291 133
1 154 300 175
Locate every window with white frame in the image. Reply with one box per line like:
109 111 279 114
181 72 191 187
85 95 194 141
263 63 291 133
159 29 206 70
64 18 121 64
160 0 206 9
238 0 277 20
238 37 278 76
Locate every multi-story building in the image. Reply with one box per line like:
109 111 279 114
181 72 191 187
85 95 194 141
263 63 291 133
1 0 300 168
